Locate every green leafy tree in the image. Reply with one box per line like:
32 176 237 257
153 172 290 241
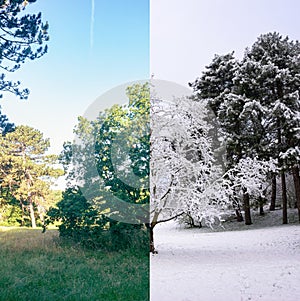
93 84 150 218
52 83 150 251
0 0 49 99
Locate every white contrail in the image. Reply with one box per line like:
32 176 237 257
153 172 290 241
90 0 95 49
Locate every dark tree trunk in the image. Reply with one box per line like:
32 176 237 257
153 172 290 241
270 175 277 211
150 226 154 253
243 192 252 225
277 121 288 224
292 165 300 223
149 211 159 253
235 208 244 222
259 196 265 216
281 170 288 224
149 212 184 253
149 225 157 254
233 195 243 222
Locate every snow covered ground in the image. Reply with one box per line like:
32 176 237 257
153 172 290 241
150 209 300 301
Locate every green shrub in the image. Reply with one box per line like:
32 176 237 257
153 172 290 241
46 187 149 253
0 197 23 226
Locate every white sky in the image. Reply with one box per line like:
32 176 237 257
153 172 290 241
150 0 300 87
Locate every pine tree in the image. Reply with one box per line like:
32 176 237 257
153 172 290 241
0 105 14 135
0 125 63 227
190 32 300 224
190 54 261 224
0 0 49 99
240 32 300 223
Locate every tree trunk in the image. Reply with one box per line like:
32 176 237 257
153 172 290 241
233 195 243 222
259 196 264 216
29 200 36 228
150 211 159 253
149 225 157 254
20 202 25 226
270 175 276 211
149 211 184 253
292 165 300 223
243 192 252 225
37 203 45 226
277 121 288 224
235 208 244 222
281 170 288 224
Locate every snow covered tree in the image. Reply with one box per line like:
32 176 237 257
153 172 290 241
190 32 300 224
190 54 265 224
190 52 239 115
238 32 300 223
150 95 223 252
150 92 273 252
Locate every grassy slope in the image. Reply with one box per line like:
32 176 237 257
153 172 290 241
0 228 149 301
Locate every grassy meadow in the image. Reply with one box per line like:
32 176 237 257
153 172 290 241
0 227 149 301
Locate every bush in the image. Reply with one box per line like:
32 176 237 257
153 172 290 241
0 197 23 226
46 187 149 253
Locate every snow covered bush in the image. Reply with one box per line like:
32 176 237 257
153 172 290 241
226 157 276 198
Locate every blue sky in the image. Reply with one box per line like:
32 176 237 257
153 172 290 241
1 0 149 153
1 0 300 154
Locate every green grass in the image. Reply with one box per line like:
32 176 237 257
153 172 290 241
0 227 149 301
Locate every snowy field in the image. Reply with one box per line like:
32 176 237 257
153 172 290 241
150 210 300 301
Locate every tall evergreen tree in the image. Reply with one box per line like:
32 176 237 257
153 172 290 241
190 32 300 224
0 125 63 227
239 32 300 223
190 53 258 224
